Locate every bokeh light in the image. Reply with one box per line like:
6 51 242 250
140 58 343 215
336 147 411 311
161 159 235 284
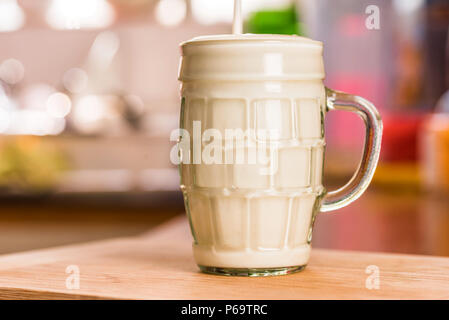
7 110 54 135
50 118 67 135
63 68 88 94
87 31 120 69
21 84 55 110
46 92 72 118
72 95 108 134
190 0 233 25
0 59 25 85
0 104 11 133
155 0 187 27
0 0 25 32
393 0 425 14
46 0 115 30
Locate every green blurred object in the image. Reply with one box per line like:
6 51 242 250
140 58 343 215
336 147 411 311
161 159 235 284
0 137 69 193
244 5 304 36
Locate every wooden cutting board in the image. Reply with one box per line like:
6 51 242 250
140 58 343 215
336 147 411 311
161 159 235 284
0 216 448 300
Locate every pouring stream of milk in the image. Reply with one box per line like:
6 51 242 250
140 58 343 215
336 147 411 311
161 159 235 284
232 0 242 34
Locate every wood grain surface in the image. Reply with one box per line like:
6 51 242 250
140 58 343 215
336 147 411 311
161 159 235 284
0 216 448 300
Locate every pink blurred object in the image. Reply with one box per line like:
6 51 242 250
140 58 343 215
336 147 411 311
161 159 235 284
338 14 367 38
325 73 385 149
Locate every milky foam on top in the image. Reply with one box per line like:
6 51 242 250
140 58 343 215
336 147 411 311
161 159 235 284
181 34 322 48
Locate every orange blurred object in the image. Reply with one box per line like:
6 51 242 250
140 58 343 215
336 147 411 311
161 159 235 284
419 113 449 193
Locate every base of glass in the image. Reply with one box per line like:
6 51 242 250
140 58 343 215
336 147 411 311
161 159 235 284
198 265 306 277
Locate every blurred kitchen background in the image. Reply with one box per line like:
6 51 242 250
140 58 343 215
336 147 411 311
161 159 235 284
0 0 449 256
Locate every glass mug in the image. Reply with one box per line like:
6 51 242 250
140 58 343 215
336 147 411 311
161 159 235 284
177 34 382 276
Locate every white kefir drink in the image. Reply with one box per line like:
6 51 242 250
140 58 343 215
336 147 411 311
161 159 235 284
178 34 325 274
177 2 382 277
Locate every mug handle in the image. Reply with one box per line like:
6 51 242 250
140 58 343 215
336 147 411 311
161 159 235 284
320 87 383 213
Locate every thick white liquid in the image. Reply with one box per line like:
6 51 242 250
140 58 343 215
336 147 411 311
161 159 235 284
179 35 326 269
